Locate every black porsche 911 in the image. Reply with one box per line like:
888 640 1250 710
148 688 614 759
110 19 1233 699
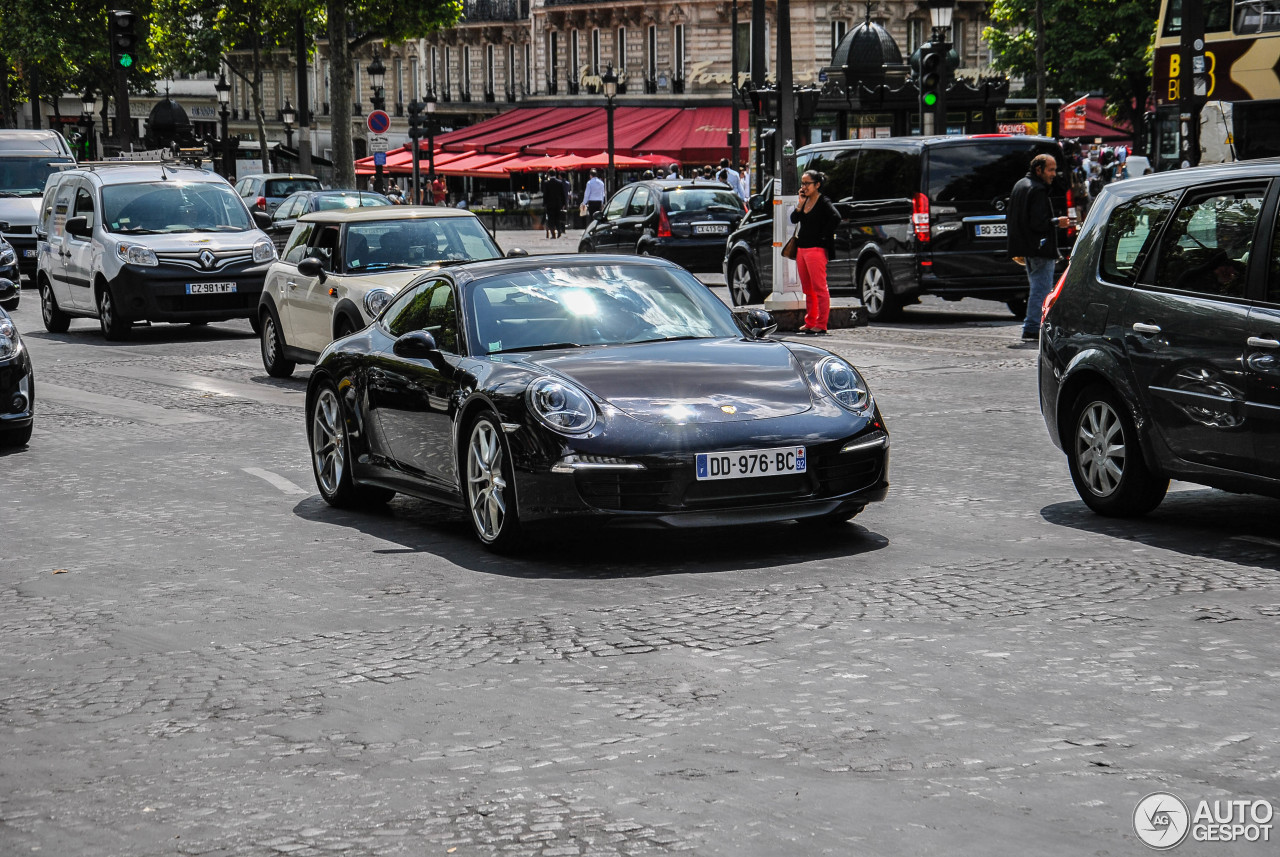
306 255 889 549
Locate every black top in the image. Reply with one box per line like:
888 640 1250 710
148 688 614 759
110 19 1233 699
541 177 566 210
1006 172 1057 259
789 194 840 257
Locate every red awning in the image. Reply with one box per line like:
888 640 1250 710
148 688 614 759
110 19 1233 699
435 151 522 177
1059 96 1132 142
575 151 655 169
634 107 750 165
356 148 476 175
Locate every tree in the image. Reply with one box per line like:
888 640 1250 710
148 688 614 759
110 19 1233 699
985 0 1160 152
326 0 463 188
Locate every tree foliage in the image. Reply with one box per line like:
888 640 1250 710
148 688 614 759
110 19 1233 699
985 0 1160 150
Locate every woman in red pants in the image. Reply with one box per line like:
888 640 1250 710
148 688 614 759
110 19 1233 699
789 169 841 335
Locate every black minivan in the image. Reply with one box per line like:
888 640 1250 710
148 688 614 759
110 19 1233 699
722 135 1074 319
1040 159 1280 516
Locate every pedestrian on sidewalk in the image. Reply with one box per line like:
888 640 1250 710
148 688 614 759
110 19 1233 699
789 169 840 335
1007 153 1070 341
541 171 566 239
583 170 606 216
431 175 447 206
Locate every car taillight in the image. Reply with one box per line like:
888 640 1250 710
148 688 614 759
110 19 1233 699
1043 264 1070 320
1065 188 1077 238
912 193 930 243
657 207 672 238
256 197 266 210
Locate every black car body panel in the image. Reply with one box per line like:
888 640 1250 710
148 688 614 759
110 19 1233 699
1040 158 1280 505
307 255 889 532
0 307 34 436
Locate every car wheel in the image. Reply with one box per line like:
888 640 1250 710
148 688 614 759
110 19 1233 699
40 282 70 333
1006 297 1028 319
310 382 394 507
97 284 130 340
0 422 33 447
1066 384 1168 517
859 259 900 322
260 308 296 378
728 255 762 307
465 413 522 550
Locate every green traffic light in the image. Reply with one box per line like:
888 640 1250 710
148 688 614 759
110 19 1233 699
923 93 937 106
119 54 133 68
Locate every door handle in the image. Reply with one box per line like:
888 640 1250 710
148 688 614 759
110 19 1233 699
1247 336 1280 349
1132 322 1161 335
286 280 299 290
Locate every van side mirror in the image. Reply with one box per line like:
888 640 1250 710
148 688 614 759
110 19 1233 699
65 216 91 239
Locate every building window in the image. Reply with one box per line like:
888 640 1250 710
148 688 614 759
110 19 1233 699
951 19 965 66
592 28 601 74
507 44 515 94
394 57 403 106
647 25 657 80
486 44 495 94
571 29 580 83
354 63 362 108
832 20 848 57
908 19 925 54
430 47 438 92
463 45 472 95
410 57 420 100
322 61 330 111
616 27 627 70
673 24 685 79
524 42 532 93
444 46 451 94
549 31 559 89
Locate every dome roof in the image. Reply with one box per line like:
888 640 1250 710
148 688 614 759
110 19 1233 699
835 18 904 86
144 97 194 148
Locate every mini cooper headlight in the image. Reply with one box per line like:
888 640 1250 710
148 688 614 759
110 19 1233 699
0 314 18 359
253 239 277 264
116 243 158 267
527 377 596 435
363 288 392 319
818 356 871 412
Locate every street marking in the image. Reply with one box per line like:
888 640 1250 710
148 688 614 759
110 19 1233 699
40 383 220 426
86 364 306 408
243 467 309 495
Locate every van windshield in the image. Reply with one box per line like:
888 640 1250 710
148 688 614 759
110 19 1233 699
103 181 254 234
0 157 75 197
927 141 1064 202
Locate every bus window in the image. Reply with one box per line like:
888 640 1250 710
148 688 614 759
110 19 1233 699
1235 0 1280 33
1162 0 1234 35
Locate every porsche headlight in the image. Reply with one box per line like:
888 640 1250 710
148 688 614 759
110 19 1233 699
527 377 596 434
0 314 18 359
818 356 871 412
363 288 392 319
116 243 158 266
253 239 277 264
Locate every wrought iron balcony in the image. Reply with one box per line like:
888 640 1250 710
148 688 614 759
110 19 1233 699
463 0 529 21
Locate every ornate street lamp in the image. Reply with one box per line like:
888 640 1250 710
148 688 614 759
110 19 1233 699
80 90 98 160
368 50 387 191
281 97 296 149
424 88 438 195
215 71 233 180
602 65 618 193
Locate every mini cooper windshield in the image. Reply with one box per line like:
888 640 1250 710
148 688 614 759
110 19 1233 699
345 218 501 272
104 182 255 233
468 263 741 354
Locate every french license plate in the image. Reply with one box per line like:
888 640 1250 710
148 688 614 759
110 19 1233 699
22 249 36 258
694 223 729 235
974 223 1007 238
695 446 807 481
186 282 237 295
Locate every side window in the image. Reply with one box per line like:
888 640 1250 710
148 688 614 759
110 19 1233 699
853 149 912 201
1099 191 1179 287
604 189 631 220
50 183 74 237
627 186 651 216
804 151 859 201
274 196 300 221
309 225 341 270
424 282 459 353
384 280 439 338
1151 184 1266 299
283 223 315 263
73 185 96 230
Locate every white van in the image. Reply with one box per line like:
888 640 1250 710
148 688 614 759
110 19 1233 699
0 130 75 283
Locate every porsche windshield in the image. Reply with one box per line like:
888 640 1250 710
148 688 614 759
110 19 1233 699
103 182 254 233
468 264 740 354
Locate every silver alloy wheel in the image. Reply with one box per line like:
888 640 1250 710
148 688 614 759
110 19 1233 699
311 388 345 496
1076 400 1126 497
861 266 886 316
466 419 508 542
731 260 754 305
98 289 114 332
263 316 281 364
41 285 55 326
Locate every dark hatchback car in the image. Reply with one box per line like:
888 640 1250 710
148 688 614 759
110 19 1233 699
723 135 1074 316
578 179 746 273
1040 159 1280 516
259 190 391 252
0 303 33 447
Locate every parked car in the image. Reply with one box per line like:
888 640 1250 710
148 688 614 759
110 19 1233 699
305 255 889 550
37 162 275 340
578 179 746 273
260 190 392 253
259 207 508 377
0 238 19 310
0 130 76 284
1040 159 1280 517
0 303 34 447
234 173 323 215
722 135 1075 316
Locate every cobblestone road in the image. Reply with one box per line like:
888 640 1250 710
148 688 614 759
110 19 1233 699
2 269 1277 856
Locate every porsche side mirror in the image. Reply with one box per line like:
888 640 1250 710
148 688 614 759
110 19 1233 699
252 211 273 230
393 329 452 373
506 247 529 257
740 307 777 338
296 257 326 281
65 216 91 239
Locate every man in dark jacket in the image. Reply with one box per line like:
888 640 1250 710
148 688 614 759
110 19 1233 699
1007 153 1070 340
541 172 566 238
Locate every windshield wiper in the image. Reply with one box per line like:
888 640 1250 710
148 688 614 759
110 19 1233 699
492 341 587 354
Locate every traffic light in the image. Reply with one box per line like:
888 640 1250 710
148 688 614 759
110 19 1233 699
110 10 139 71
407 101 423 140
919 43 943 109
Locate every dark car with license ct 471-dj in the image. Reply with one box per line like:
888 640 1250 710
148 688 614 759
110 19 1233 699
1040 158 1280 516
306 255 889 551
